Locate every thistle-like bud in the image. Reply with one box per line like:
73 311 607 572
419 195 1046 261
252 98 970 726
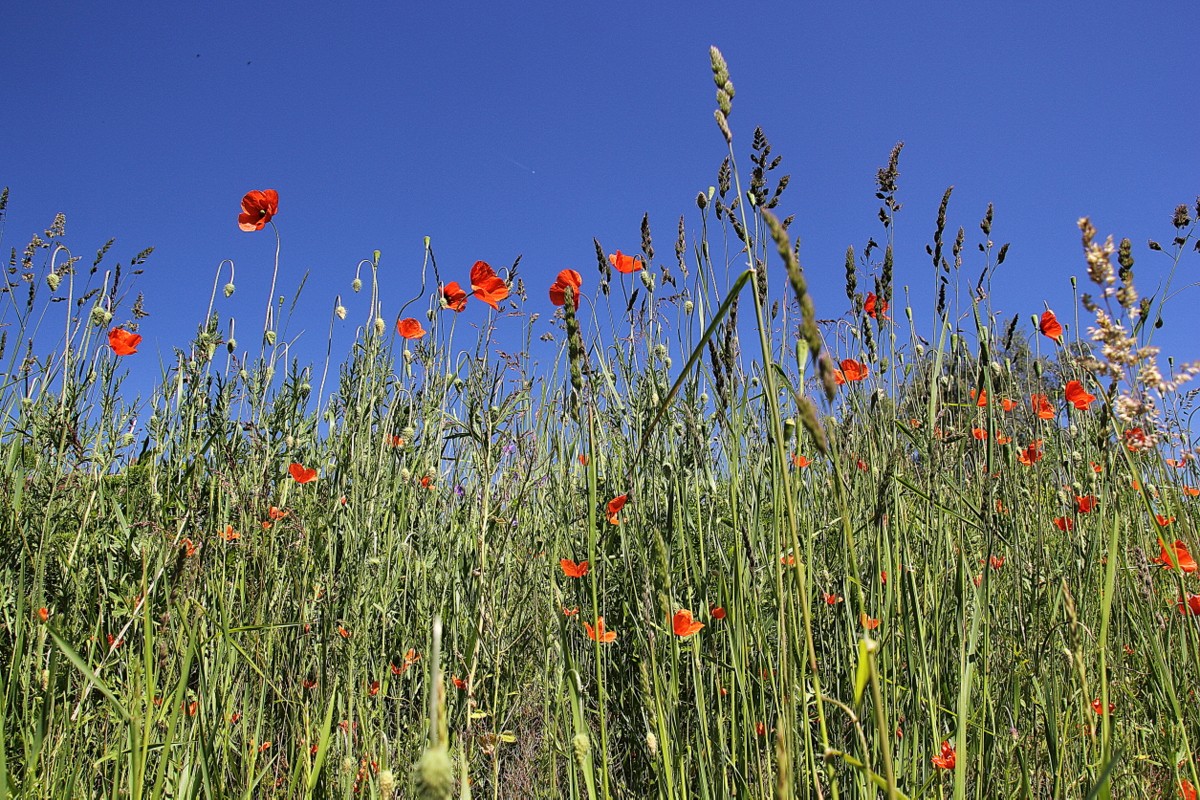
379 769 396 800
46 273 61 291
223 283 235 298
352 278 363 293
374 317 385 336
572 733 591 772
335 304 347 320
684 300 694 314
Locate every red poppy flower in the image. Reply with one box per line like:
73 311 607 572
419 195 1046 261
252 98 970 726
584 616 617 643
864 292 889 320
833 359 868 384
562 606 580 616
108 328 143 356
970 388 988 407
608 250 643 274
368 680 380 697
1181 779 1197 800
1075 495 1098 513
396 318 426 339
452 676 467 691
559 558 589 578
824 593 843 605
1053 516 1074 532
988 555 1005 570
710 605 727 620
1178 594 1200 615
881 570 888 585
470 261 509 310
931 740 956 769
756 721 767 736
268 506 288 520
1124 428 1148 450
1185 487 1200 498
37 607 49 623
1090 698 1114 715
1039 309 1063 341
442 281 468 312
578 454 589 466
791 453 811 468
549 269 583 308
238 189 279 232
220 525 240 542
607 494 628 525
781 554 796 566
1064 380 1095 410
337 625 351 639
391 648 420 675
860 613 880 630
1017 441 1044 466
995 434 1013 445
1158 514 1177 527
1031 393 1055 420
672 609 704 638
971 427 988 441
1156 540 1197 573
289 463 318 484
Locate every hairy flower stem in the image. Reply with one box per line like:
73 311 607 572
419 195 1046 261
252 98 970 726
722 129 838 799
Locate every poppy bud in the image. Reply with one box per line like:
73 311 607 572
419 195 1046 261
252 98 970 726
639 270 655 291
696 192 708 210
684 300 694 314
646 731 658 756
46 273 61 291
375 318 385 335
335 304 347 320
226 338 237 353
265 330 276 346
352 278 363 293
90 305 112 327
223 283 235 298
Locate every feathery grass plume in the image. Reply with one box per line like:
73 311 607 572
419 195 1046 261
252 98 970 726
640 213 654 264
593 237 611 295
844 245 857 304
563 285 584 421
710 46 734 143
762 208 833 450
674 215 689 278
875 142 904 228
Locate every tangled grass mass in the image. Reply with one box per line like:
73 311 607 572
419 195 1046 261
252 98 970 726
4 47 1200 799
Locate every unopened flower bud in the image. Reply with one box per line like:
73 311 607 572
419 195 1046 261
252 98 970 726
352 278 363 293
223 283 235 298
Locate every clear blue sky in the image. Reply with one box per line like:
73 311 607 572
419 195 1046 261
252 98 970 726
3 3 1197 394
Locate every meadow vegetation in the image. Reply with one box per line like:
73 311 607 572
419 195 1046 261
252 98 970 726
3 47 1200 799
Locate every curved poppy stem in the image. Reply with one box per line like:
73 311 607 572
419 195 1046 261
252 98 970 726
261 221 282 343
206 258 235 322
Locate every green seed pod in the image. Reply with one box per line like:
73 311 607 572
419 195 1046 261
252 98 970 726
413 746 454 800
226 338 237 353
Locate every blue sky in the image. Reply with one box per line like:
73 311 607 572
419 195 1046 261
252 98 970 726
3 3 1197 396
